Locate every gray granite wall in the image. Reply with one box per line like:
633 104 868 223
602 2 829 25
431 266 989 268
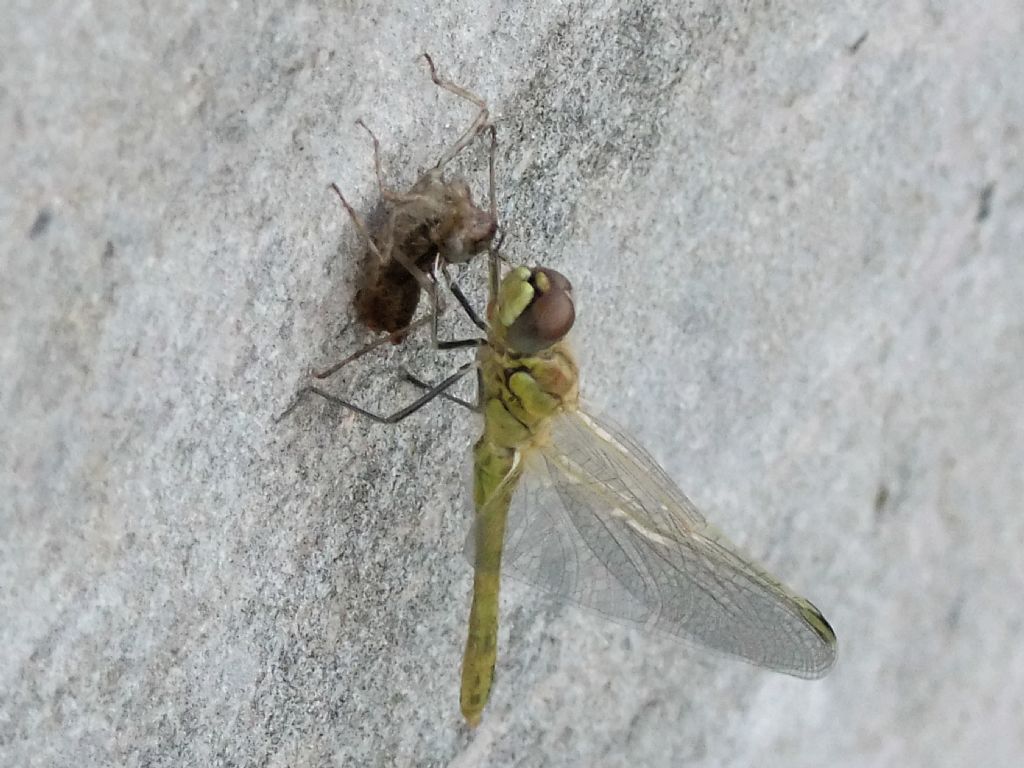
2 1 1021 766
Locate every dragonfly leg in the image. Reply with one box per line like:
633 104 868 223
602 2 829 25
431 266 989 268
440 264 487 331
312 317 478 384
423 53 490 169
436 337 483 351
277 362 476 424
400 367 479 412
311 316 434 381
310 263 481 384
484 125 504 295
425 257 484 351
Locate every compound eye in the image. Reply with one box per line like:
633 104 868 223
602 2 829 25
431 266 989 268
506 268 575 353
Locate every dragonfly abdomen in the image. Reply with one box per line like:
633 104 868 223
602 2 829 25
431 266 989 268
461 439 518 726
460 341 580 724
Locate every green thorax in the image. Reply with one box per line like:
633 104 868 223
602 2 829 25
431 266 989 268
477 339 579 452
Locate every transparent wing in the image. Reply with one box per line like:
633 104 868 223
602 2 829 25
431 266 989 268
468 408 837 678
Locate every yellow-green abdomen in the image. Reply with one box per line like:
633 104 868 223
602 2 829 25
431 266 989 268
460 342 578 725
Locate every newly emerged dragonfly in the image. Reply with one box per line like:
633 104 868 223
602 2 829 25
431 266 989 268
281 258 837 726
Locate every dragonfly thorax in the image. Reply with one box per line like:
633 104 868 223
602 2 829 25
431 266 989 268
476 340 579 454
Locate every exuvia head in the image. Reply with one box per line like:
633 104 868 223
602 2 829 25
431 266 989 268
496 266 575 353
439 178 498 263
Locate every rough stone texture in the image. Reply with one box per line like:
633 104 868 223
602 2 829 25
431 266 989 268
2 1 1022 766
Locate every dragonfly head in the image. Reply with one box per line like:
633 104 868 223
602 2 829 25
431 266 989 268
495 266 575 353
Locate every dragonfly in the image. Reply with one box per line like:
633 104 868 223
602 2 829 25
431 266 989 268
281 258 838 726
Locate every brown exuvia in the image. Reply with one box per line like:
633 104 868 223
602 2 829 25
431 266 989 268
350 166 496 338
335 54 497 344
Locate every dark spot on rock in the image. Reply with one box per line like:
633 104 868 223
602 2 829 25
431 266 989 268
279 315 294 341
946 594 964 629
848 32 868 54
29 207 52 238
217 114 248 143
976 182 995 222
873 483 890 514
102 241 119 302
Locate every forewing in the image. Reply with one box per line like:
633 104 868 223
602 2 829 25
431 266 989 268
489 409 837 678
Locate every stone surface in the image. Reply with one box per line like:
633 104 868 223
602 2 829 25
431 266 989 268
2 1 1022 766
